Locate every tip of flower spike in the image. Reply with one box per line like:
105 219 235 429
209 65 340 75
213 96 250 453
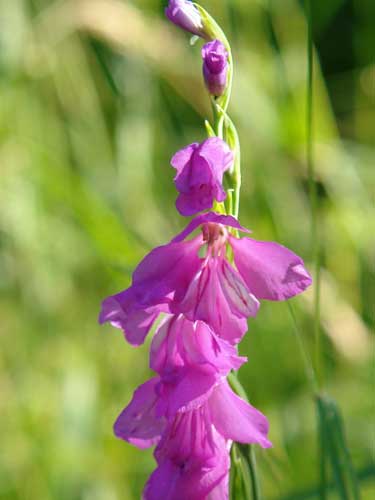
165 0 205 38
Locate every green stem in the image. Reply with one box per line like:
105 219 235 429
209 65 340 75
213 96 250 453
249 446 262 500
287 303 318 393
306 0 322 388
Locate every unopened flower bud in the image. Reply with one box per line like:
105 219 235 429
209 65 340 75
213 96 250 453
165 0 205 37
202 39 228 96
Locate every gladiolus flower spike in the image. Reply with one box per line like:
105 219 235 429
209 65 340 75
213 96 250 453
99 3 312 499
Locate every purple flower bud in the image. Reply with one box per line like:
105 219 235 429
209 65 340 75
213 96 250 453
202 39 228 96
165 0 205 37
171 137 234 216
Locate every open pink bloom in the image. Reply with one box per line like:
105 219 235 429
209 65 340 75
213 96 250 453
99 212 311 346
171 138 233 216
115 377 271 452
144 413 229 500
99 236 202 345
115 377 271 499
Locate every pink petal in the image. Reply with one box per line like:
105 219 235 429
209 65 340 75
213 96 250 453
150 316 246 377
207 472 229 500
176 188 214 216
155 405 218 463
143 452 229 500
218 259 260 317
98 290 160 346
198 137 233 177
145 409 230 499
177 259 248 344
114 378 166 449
230 236 312 301
155 369 217 417
170 142 198 176
174 150 213 194
209 381 272 448
133 236 203 306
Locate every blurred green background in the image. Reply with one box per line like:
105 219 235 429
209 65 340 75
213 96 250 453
0 0 374 499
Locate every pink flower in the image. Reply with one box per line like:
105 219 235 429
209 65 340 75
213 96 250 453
171 138 233 216
202 40 229 96
150 315 246 417
115 377 271 499
99 236 202 345
144 411 229 500
99 212 311 345
151 315 245 379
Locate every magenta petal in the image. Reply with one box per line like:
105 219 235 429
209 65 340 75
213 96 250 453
176 189 214 217
207 472 229 500
209 381 272 448
177 259 248 344
173 146 212 194
198 138 233 177
142 460 180 500
172 138 233 216
99 236 203 345
170 142 198 176
165 0 205 38
99 290 159 346
150 316 246 377
114 378 166 449
132 236 202 306
230 236 312 301
172 212 250 243
156 369 217 417
145 408 230 500
202 40 229 97
218 259 260 318
155 405 218 463
186 320 246 373
144 452 229 500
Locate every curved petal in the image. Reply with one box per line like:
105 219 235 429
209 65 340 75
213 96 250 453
218 259 260 318
172 212 250 244
183 320 246 373
143 451 229 500
155 405 218 463
114 378 166 449
209 381 272 449
176 259 248 344
230 236 312 301
176 187 214 216
100 236 203 345
150 316 246 377
172 139 233 216
132 236 203 306
155 369 217 417
145 407 229 499
174 149 212 194
98 290 160 346
207 472 230 500
198 137 233 177
170 142 198 177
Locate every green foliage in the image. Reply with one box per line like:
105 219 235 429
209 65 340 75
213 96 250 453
0 1 373 499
